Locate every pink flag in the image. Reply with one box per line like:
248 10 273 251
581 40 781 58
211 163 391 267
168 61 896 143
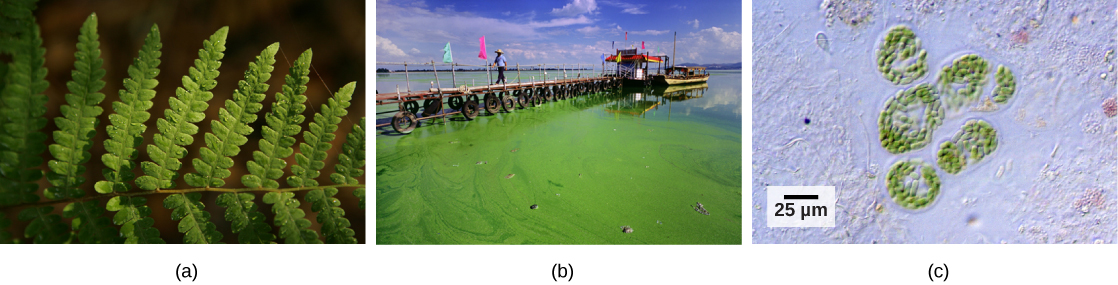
625 31 627 41
478 36 487 60
641 41 645 49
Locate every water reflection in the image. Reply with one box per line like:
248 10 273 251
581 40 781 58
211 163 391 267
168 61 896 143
606 83 710 118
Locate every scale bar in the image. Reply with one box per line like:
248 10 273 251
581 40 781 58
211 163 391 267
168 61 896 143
783 195 819 200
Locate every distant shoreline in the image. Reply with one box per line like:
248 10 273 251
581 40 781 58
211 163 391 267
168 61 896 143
375 68 743 73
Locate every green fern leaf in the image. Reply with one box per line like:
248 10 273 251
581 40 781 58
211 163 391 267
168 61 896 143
263 191 319 244
19 206 70 243
287 81 356 187
0 1 48 207
62 200 118 243
332 117 364 209
0 212 12 243
242 49 311 189
98 23 161 194
185 42 277 188
354 188 365 210
216 192 275 243
45 13 105 200
136 26 228 191
306 187 355 243
105 196 164 243
164 193 223 244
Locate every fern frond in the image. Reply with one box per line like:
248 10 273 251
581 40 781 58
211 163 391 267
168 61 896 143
310 110 363 244
164 193 223 243
19 206 70 243
135 26 228 191
0 3 48 207
263 191 319 243
354 188 364 210
306 187 355 243
62 200 118 243
0 212 12 243
37 13 116 244
105 196 164 243
0 0 35 44
287 81 355 187
216 192 275 243
332 117 364 210
185 42 277 188
96 23 161 195
46 13 105 200
242 48 311 189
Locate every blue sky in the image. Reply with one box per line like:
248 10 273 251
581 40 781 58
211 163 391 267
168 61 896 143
375 0 743 66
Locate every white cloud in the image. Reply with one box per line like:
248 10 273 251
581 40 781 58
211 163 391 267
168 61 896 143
669 4 686 10
629 29 669 36
551 0 598 17
687 19 700 29
527 15 594 28
409 48 421 54
676 27 742 63
577 26 602 36
601 0 647 14
376 35 408 59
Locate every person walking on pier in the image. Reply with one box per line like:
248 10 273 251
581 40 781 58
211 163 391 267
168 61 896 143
493 49 507 84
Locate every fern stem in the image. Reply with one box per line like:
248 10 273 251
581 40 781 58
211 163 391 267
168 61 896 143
0 184 365 210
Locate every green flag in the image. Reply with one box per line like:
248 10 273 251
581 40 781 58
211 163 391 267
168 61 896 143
442 42 453 63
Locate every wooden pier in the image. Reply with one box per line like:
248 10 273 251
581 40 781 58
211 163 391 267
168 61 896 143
375 61 621 134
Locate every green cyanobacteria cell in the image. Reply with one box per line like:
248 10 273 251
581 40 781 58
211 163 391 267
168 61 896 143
937 54 990 109
877 25 929 85
936 119 998 174
993 65 1016 104
886 159 941 210
878 84 944 154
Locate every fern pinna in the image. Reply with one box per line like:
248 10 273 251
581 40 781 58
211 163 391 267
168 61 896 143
0 4 364 244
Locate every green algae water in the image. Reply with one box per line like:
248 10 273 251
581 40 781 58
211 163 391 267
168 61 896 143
375 70 742 244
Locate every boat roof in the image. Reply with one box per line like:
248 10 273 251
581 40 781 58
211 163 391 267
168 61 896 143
667 66 706 71
605 54 664 63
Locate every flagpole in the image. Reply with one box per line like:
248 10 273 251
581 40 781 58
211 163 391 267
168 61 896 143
672 31 677 68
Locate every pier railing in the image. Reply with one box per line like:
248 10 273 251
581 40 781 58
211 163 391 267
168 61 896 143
376 61 609 93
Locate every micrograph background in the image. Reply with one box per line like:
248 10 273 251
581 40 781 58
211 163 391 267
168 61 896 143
752 0 1117 243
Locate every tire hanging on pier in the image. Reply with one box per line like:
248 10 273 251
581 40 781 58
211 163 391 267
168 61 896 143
544 87 555 101
501 93 515 112
403 100 420 115
448 96 464 110
422 98 442 117
392 111 419 134
484 93 500 114
462 100 479 120
516 90 528 108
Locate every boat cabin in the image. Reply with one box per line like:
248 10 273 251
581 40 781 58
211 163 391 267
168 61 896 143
664 66 707 78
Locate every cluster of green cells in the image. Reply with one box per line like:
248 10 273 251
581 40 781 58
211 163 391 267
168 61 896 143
878 84 944 154
936 54 990 108
885 159 941 210
993 65 1016 104
877 25 928 85
936 119 998 174
874 25 1017 211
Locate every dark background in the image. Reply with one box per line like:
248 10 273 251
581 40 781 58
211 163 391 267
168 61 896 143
3 0 366 243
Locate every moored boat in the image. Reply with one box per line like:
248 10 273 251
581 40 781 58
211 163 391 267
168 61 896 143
650 66 709 85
